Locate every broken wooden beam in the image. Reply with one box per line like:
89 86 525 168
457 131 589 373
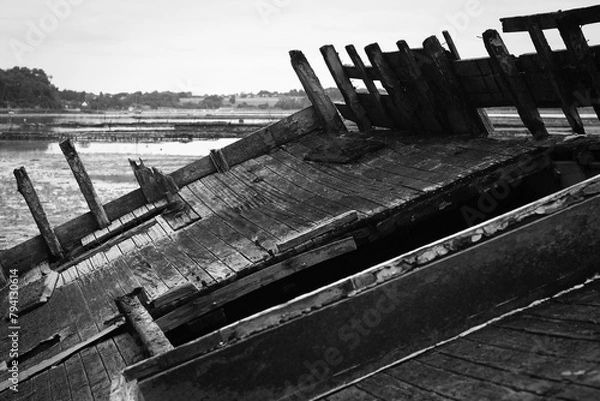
290 50 347 133
345 44 394 127
526 23 585 134
14 167 64 260
557 15 600 120
209 149 230 173
483 29 548 139
422 35 489 137
118 292 174 357
365 42 423 132
320 44 372 131
277 210 358 253
60 139 111 229
153 237 357 334
129 159 179 204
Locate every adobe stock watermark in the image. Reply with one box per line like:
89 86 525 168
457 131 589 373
7 269 20 393
9 0 86 64
255 0 294 26
282 280 404 400
439 0 484 40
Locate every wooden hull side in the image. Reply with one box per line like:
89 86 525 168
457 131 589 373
135 190 600 401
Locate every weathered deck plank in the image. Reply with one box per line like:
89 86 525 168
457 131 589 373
325 281 600 401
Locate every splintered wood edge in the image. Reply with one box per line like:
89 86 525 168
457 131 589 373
123 173 600 382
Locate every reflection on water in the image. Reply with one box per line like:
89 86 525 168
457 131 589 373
0 138 239 250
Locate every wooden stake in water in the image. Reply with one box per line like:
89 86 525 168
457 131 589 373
14 167 64 260
60 139 111 229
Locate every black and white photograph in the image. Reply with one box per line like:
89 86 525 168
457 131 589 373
1 1 600 400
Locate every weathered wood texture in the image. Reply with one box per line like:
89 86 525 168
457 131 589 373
13 167 64 260
526 23 585 134
321 45 372 131
118 293 173 357
501 5 600 32
290 50 347 133
60 139 111 229
327 279 600 401
422 36 488 136
133 178 600 400
0 107 321 276
152 237 357 334
129 159 179 203
331 7 600 136
483 30 548 139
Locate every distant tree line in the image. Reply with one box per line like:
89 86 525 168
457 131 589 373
0 67 61 109
0 67 343 111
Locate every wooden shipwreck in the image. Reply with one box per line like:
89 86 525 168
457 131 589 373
2 5 600 401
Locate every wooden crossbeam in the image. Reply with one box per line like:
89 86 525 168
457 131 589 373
290 50 347 133
60 139 110 229
365 43 423 132
321 45 372 131
502 5 600 32
526 23 586 134
13 167 64 260
557 15 600 120
483 30 548 139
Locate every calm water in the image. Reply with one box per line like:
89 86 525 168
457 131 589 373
0 138 238 250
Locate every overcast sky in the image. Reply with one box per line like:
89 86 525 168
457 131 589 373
1 0 598 95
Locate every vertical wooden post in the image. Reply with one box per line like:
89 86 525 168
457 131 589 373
365 43 423 132
423 36 490 137
440 31 495 135
289 50 347 133
396 40 446 133
483 29 548 139
527 23 585 134
60 139 110 229
557 15 600 120
442 30 461 60
14 167 64 260
345 44 395 128
320 45 372 131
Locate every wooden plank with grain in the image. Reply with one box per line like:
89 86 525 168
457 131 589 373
171 229 236 282
152 237 357 333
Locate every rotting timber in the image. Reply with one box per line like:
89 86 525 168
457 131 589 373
2 5 600 401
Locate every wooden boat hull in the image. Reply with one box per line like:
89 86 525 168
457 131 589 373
126 176 600 401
